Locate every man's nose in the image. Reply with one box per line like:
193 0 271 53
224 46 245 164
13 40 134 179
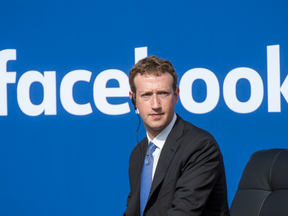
151 93 161 109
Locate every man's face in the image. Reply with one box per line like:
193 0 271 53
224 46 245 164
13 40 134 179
129 73 179 140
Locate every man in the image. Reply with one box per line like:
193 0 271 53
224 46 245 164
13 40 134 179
124 56 230 216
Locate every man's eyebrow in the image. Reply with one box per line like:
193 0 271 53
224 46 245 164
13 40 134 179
139 89 171 93
139 90 152 94
158 89 170 92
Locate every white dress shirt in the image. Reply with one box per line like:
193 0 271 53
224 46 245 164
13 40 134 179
147 113 177 179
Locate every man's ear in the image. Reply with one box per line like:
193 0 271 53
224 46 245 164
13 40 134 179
174 86 180 104
129 91 137 109
129 91 133 100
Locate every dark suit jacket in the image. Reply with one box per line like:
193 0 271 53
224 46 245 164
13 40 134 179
124 115 230 216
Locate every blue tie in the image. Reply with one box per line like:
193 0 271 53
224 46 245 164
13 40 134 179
140 142 157 216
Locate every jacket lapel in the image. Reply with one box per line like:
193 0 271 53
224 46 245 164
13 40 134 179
148 116 185 199
132 137 148 215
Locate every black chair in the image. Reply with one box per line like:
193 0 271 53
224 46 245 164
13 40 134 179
230 148 288 216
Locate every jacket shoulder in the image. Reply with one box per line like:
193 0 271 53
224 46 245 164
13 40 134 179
174 115 216 143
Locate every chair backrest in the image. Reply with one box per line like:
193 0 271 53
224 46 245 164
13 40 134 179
230 149 288 216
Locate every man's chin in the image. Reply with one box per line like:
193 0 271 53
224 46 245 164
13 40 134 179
147 124 166 133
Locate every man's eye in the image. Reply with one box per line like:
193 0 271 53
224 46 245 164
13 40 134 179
159 92 169 96
142 94 151 97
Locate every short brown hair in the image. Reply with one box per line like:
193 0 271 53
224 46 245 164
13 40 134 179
129 56 178 93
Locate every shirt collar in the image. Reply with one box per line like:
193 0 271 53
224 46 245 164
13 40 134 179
147 113 177 150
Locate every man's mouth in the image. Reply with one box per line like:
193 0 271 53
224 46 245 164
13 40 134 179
150 113 163 118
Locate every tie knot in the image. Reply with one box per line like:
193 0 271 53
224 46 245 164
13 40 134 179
148 142 157 153
146 142 157 164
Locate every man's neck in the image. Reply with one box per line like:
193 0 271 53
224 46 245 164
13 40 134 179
146 113 177 141
147 131 161 141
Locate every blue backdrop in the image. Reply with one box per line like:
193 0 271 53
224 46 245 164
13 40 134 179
1 0 288 215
